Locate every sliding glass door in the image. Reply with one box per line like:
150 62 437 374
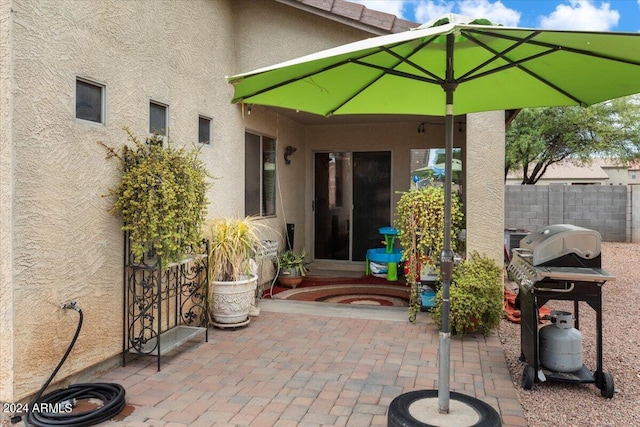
314 151 391 262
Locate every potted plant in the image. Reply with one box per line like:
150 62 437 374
275 249 308 288
101 128 209 265
431 251 503 335
203 216 270 325
394 186 464 322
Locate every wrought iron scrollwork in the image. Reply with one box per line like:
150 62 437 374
123 235 209 368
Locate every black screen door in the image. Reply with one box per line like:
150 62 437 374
314 151 391 262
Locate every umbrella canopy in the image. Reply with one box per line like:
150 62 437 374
227 14 640 414
228 15 640 117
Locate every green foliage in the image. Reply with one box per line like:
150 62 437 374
394 187 464 321
102 128 210 264
275 249 308 276
431 252 503 336
203 216 269 282
506 96 640 184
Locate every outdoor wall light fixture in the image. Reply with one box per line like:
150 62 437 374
284 145 297 164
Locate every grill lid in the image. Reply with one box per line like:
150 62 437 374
518 224 601 267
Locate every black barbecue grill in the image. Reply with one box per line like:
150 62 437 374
507 224 616 398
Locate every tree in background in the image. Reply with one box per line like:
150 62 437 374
505 96 640 184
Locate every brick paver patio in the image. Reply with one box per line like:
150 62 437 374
86 301 526 426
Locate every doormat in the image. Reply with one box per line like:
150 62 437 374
266 275 409 307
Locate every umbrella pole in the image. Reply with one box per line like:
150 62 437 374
438 32 456 414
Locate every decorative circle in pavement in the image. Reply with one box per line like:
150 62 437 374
273 284 409 307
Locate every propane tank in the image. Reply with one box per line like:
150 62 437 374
539 310 583 372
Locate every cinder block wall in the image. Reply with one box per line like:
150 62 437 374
632 186 640 243
505 184 629 242
505 185 548 232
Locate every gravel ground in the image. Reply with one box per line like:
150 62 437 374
499 241 640 427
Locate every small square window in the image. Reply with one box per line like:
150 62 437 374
150 101 168 136
199 116 212 145
76 79 104 123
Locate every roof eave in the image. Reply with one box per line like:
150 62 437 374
274 0 418 35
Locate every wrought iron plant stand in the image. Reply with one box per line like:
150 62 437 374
123 234 209 370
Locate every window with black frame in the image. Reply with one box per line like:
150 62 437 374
76 78 104 123
198 116 212 145
149 101 168 136
245 132 276 217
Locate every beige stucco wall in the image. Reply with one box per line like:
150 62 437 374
604 167 627 185
466 111 506 266
230 1 369 73
1 0 15 403
2 0 244 402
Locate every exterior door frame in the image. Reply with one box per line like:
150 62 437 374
312 150 392 263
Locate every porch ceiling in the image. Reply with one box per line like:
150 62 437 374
270 106 448 126
267 106 516 126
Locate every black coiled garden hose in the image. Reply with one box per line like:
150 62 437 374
23 302 126 427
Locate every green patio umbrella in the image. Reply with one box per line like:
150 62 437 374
227 13 640 419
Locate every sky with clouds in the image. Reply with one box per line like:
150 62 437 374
350 0 640 32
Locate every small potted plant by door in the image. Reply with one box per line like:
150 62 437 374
203 216 268 327
275 249 308 288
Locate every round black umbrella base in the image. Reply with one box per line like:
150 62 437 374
388 390 501 427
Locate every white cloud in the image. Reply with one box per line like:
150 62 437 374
414 1 452 23
413 1 520 26
539 0 620 31
457 0 521 26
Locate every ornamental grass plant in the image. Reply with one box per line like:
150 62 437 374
203 216 270 282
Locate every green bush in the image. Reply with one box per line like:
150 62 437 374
431 252 503 335
102 128 210 264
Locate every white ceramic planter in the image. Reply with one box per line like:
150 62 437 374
211 274 257 325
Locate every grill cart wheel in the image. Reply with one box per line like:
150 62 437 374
521 365 535 390
601 372 614 398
